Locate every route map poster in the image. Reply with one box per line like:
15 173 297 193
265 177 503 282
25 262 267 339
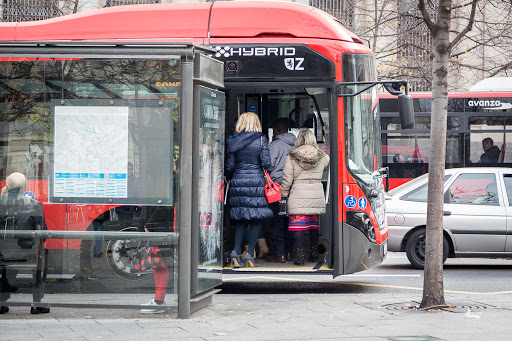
53 106 129 199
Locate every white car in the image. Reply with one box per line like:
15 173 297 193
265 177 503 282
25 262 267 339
386 167 512 269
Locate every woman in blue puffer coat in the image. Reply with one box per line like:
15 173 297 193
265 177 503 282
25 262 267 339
225 112 273 267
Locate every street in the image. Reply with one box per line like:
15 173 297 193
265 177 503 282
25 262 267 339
221 252 512 295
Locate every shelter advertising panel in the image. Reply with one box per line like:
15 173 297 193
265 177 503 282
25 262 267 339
197 86 225 293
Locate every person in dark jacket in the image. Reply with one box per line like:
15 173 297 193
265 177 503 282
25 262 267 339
0 172 48 315
478 137 501 164
226 112 273 267
265 118 296 263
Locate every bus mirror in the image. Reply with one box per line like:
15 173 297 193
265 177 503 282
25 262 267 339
398 94 414 129
383 82 403 96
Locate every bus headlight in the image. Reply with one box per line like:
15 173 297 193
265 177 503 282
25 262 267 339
346 210 376 243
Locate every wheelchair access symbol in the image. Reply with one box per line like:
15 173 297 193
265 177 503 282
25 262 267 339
358 197 367 210
344 195 357 208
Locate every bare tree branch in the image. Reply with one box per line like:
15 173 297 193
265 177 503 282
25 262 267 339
449 0 479 50
418 0 436 34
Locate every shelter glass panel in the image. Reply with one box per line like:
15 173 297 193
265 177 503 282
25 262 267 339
0 58 181 311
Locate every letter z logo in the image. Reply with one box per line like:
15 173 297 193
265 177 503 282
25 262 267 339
284 58 304 71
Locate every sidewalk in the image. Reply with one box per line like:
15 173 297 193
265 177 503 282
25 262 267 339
2 289 512 341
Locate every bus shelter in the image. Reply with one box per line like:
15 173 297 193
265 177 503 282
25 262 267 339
0 42 224 318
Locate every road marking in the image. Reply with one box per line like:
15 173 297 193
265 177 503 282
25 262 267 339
223 276 512 295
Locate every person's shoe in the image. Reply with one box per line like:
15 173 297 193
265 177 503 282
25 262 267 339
93 251 104 258
244 253 259 267
31 307 50 314
241 245 249 263
264 255 286 263
0 306 8 314
286 253 292 262
140 299 166 314
263 254 276 262
294 248 305 266
257 238 270 258
230 251 244 268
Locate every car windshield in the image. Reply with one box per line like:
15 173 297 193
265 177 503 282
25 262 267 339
388 172 455 198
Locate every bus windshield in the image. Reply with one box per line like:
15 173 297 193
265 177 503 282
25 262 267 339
343 54 381 186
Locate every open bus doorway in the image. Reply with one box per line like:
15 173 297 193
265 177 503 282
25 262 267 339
222 85 334 273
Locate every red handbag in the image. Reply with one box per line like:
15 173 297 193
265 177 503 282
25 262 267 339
264 171 282 203
216 180 225 202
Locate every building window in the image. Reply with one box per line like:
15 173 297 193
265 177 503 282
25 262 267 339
310 0 354 29
397 0 432 91
104 0 161 6
1 0 60 22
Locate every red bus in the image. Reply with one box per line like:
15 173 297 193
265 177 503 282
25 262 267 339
381 91 512 189
0 1 411 294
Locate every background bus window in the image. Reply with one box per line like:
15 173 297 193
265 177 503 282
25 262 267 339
382 115 463 180
468 116 512 165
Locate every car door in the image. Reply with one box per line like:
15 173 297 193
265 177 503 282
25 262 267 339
443 171 507 252
502 172 512 251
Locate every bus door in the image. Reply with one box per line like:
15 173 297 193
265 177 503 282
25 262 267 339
222 85 334 272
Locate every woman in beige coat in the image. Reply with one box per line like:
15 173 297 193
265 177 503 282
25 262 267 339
281 129 329 265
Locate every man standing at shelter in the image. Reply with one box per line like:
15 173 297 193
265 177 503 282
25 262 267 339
266 118 296 262
0 172 48 314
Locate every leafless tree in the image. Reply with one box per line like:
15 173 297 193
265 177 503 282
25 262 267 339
417 0 478 309
355 0 512 91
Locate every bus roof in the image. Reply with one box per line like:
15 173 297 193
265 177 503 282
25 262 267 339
379 92 512 99
0 1 360 43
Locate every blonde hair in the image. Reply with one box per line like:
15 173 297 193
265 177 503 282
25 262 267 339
235 112 262 133
295 129 317 148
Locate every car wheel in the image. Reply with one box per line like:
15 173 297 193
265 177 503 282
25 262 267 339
405 228 449 269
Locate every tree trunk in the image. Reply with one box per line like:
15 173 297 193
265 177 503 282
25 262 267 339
419 0 452 309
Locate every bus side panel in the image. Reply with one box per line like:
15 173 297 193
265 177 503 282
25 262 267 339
43 204 67 249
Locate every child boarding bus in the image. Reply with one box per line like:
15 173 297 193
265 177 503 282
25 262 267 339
0 1 413 292
381 91 512 189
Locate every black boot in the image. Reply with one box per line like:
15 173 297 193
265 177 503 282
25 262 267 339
0 306 8 314
308 245 319 263
294 248 305 266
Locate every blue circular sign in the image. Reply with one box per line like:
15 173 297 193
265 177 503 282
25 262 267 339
24 191 35 199
358 197 367 210
344 195 357 208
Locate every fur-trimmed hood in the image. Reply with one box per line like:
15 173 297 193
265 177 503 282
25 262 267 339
288 145 327 170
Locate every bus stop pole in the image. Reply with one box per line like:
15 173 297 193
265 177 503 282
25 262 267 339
178 59 194 319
